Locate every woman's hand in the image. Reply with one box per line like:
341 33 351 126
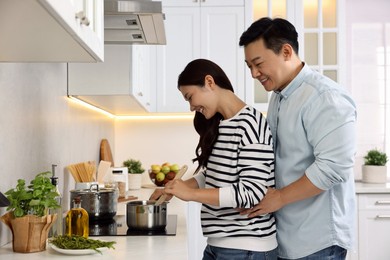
164 179 194 202
149 188 173 201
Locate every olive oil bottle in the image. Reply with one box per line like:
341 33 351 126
65 196 89 238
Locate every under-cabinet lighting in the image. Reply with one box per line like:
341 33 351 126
68 96 115 118
67 96 194 120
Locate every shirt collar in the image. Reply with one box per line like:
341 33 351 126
275 62 309 100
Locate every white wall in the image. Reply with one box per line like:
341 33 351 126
0 63 114 246
114 117 199 185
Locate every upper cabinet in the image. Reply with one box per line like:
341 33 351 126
68 44 157 115
155 0 248 113
247 0 345 112
0 0 104 62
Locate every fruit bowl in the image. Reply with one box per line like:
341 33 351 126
148 163 180 187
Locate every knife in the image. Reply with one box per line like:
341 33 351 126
155 165 188 206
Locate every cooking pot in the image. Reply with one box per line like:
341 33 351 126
126 200 167 230
70 184 118 220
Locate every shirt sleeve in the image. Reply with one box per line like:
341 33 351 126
193 169 206 188
219 142 274 208
304 90 357 190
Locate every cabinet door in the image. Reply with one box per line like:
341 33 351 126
68 45 156 114
39 0 104 61
359 210 390 260
201 6 245 101
132 45 157 112
156 6 201 112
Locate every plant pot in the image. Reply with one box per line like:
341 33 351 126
128 174 142 190
362 165 388 184
0 212 57 253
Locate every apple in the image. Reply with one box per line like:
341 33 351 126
155 179 164 187
149 172 156 180
156 172 165 182
151 164 161 174
161 165 170 174
161 162 171 167
170 164 180 173
166 171 176 180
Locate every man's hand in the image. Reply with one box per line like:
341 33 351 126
238 188 283 218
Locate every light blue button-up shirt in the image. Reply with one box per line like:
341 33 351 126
267 63 357 259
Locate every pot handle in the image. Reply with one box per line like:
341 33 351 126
90 184 99 191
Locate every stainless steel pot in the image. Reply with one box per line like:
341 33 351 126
126 200 167 230
70 184 118 220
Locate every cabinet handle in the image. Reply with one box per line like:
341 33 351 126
375 200 390 205
137 92 143 97
376 215 390 219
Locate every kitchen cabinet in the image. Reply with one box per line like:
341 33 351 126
68 44 157 115
0 0 104 62
155 0 248 113
355 193 390 260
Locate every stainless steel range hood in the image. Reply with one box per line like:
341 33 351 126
104 0 166 45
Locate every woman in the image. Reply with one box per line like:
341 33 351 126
150 59 277 260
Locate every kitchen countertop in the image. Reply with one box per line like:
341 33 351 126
354 180 390 193
0 188 189 260
2 181 390 259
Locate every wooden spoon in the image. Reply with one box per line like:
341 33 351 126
155 165 188 206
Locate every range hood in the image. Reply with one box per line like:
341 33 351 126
104 0 166 45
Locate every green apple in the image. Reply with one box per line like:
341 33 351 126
161 165 170 174
156 172 165 182
170 164 180 173
151 164 161 174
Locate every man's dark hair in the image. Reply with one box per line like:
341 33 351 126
239 17 299 55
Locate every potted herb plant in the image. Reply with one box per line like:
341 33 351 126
0 171 60 253
123 159 145 190
362 149 388 183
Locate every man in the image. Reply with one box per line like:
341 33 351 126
239 17 357 259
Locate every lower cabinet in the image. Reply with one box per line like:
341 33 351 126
353 193 390 260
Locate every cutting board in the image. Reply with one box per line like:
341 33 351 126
100 139 114 167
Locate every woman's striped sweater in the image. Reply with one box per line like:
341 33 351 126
194 106 277 252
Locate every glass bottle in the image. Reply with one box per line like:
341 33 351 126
65 196 89 238
49 164 63 237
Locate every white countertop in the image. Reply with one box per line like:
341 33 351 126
2 182 390 259
355 180 390 194
0 188 189 260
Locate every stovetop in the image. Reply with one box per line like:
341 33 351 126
88 215 177 236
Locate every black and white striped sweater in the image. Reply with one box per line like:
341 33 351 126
194 106 277 252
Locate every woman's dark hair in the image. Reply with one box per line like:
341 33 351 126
239 17 299 55
177 59 234 173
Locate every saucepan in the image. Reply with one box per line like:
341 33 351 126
126 200 168 230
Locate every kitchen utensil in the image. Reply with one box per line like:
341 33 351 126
100 139 114 167
97 160 112 183
155 165 188 206
126 200 168 230
70 184 118 220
